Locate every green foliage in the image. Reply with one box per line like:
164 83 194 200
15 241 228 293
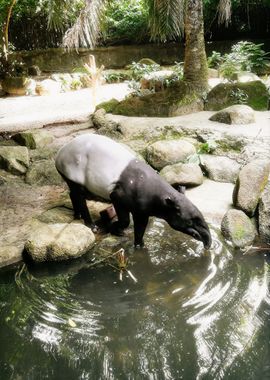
217 41 270 79
187 140 218 164
129 61 161 81
100 0 148 44
229 88 249 104
0 44 26 79
207 51 223 69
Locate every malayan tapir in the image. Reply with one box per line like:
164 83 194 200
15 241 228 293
55 134 212 249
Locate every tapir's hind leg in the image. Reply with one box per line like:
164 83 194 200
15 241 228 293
64 177 97 230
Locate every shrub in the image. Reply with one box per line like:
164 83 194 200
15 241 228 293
214 41 270 80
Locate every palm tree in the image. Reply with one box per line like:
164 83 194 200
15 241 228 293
62 0 232 93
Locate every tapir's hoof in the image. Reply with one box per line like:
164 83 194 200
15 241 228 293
134 241 144 249
110 222 125 236
85 222 99 233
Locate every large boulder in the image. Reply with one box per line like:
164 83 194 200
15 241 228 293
110 82 204 117
233 160 270 216
140 70 175 92
209 105 255 125
36 79 62 96
258 179 270 244
0 146 29 175
25 159 63 186
205 81 269 111
146 139 196 170
1 76 31 96
200 155 241 183
160 163 203 187
13 129 53 149
232 71 260 83
25 222 95 262
221 209 257 248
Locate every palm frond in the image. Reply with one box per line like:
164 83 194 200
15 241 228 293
145 0 184 42
46 0 74 31
218 0 232 26
63 0 106 50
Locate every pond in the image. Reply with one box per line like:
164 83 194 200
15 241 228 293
0 220 270 380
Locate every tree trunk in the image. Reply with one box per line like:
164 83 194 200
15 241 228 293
183 0 208 92
3 0 17 59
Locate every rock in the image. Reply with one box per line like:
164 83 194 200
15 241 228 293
96 98 120 113
258 179 270 244
13 129 53 149
140 70 175 92
205 81 269 111
160 163 203 187
208 68 219 78
36 79 62 96
200 155 241 183
209 105 255 125
93 111 183 141
25 159 63 185
92 109 120 136
25 222 95 262
0 245 23 268
30 146 58 161
146 139 196 170
221 209 257 248
37 206 74 224
233 159 270 216
232 71 260 82
112 81 204 117
1 76 31 96
137 58 158 66
0 146 29 175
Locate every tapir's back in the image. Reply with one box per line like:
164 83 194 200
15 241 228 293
55 134 135 200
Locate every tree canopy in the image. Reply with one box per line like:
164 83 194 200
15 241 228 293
1 0 270 50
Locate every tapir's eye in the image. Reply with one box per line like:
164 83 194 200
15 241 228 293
186 220 193 227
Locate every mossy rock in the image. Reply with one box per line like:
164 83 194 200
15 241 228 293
1 76 30 96
205 81 269 111
138 58 158 65
221 209 257 248
13 129 54 149
112 82 204 117
25 159 63 186
96 98 120 113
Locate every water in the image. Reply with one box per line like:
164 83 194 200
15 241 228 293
0 220 270 380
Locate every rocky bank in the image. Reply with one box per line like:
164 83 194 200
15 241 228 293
0 93 270 267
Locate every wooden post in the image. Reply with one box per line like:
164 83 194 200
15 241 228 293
84 55 104 108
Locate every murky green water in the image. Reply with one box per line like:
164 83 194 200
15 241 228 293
0 220 270 380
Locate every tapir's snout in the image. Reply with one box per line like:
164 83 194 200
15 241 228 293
186 223 212 249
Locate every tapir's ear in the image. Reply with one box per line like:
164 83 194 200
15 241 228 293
165 197 175 208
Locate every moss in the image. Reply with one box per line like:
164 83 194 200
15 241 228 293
216 138 244 153
96 98 120 113
113 81 203 117
233 221 246 240
206 81 269 111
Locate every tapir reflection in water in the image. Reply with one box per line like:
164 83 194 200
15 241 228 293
55 134 212 249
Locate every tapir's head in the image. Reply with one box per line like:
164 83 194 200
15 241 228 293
163 192 212 249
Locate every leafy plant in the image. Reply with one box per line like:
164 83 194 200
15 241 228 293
186 140 218 164
217 41 270 79
129 61 160 81
208 51 223 69
229 88 249 104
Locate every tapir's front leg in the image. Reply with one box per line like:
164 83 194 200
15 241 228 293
110 191 130 236
132 213 149 247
